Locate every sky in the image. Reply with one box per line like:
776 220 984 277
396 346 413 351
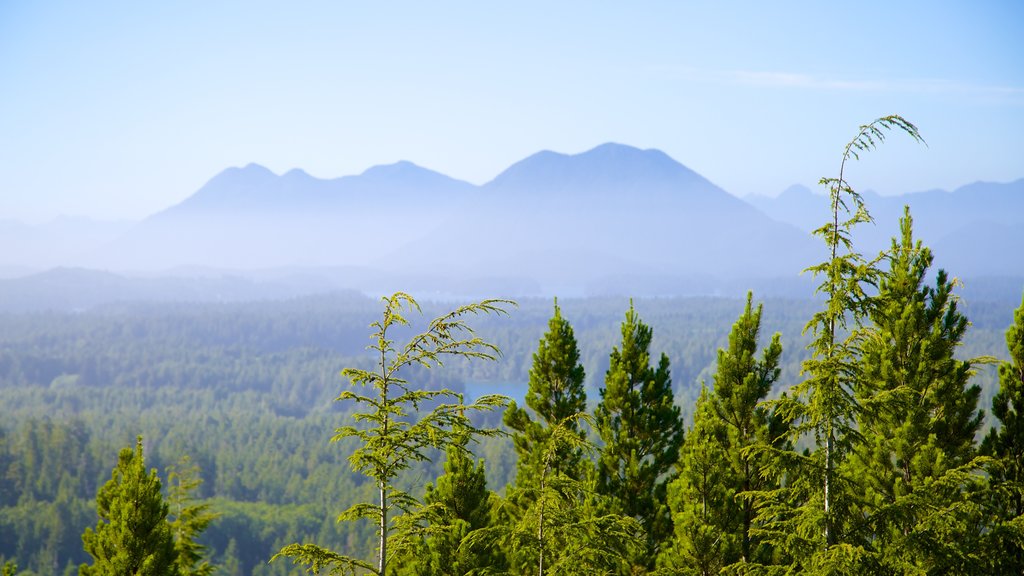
2 1 1022 223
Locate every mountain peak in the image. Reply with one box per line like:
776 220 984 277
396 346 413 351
486 142 714 197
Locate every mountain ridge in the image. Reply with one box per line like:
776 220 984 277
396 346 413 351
3 143 1020 299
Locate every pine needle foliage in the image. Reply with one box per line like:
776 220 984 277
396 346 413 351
400 429 498 576
274 292 515 576
80 437 178 576
661 292 785 574
981 292 1024 572
595 301 684 568
504 299 588 492
166 455 218 576
850 206 996 573
467 413 642 576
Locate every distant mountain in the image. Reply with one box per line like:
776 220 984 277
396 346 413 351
83 161 477 271
383 143 818 291
747 178 1024 276
6 145 1020 302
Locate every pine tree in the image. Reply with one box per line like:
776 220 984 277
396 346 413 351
504 299 588 490
854 208 980 507
711 292 784 565
981 292 1024 572
472 414 642 576
80 437 178 576
166 455 217 576
660 386 737 576
274 293 513 576
662 293 784 574
403 429 497 576
595 300 684 569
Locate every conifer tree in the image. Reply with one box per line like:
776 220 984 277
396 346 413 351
504 299 588 490
747 116 924 574
660 386 736 576
274 293 513 576
981 292 1024 572
166 455 217 576
849 207 993 572
711 292 784 565
402 428 497 576
595 301 684 569
472 414 642 576
662 293 784 574
854 208 982 505
80 437 178 576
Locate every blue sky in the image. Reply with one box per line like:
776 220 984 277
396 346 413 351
2 1 1022 222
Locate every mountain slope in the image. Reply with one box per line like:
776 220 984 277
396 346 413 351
747 178 1024 276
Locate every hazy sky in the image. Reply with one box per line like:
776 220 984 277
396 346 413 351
2 1 1022 222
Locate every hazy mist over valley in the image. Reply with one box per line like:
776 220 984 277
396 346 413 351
3 142 1022 309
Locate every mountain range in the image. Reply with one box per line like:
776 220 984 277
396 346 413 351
2 143 1021 305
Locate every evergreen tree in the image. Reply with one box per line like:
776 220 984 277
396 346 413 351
711 293 784 566
166 455 217 576
402 428 497 576
80 437 178 576
748 116 924 574
841 206 1002 573
594 301 684 569
981 292 1024 572
274 293 513 576
473 414 642 576
660 386 736 576
504 299 588 490
662 293 784 574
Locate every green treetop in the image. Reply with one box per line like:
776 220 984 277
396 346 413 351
274 293 513 576
166 455 217 576
711 292 784 565
594 300 684 568
660 385 736 576
504 299 588 490
80 437 178 576
747 115 924 574
402 429 497 576
849 207 992 572
981 292 1024 572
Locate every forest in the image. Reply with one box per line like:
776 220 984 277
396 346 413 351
2 117 1024 575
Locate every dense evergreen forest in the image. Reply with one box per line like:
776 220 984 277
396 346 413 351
2 117 1024 575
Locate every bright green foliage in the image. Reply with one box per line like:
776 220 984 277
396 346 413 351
845 206 998 573
663 293 785 574
660 386 736 576
748 116 924 573
80 437 178 576
166 456 217 576
504 300 588 491
400 431 497 576
1 560 17 576
274 293 513 576
473 414 642 576
711 293 785 565
595 301 684 568
981 292 1024 572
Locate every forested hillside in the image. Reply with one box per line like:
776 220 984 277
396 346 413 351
0 286 1015 574
3 117 1023 576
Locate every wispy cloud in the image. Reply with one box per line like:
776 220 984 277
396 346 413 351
651 65 1024 100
